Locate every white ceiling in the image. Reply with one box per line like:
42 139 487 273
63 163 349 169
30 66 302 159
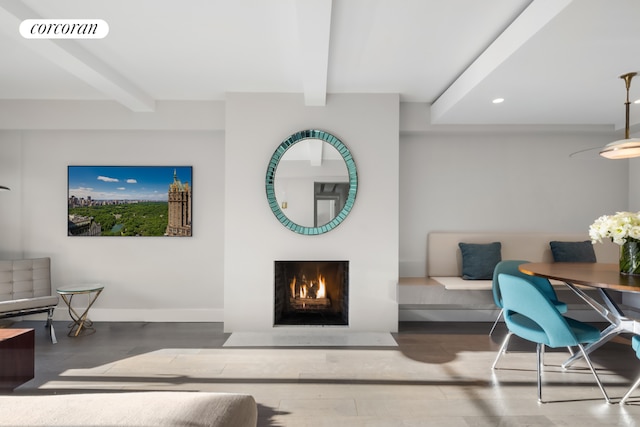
1 0 639 129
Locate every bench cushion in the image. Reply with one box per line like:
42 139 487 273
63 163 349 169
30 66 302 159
427 232 618 277
432 276 567 290
0 295 59 314
432 277 493 290
0 258 52 301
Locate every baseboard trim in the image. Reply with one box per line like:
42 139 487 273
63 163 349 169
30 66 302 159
19 308 224 323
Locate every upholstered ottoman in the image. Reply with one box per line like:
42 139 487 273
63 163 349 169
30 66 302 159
0 391 257 427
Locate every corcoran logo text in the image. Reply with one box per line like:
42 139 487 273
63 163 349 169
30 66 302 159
20 19 109 39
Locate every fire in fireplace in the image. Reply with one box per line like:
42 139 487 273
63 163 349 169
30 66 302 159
274 260 348 326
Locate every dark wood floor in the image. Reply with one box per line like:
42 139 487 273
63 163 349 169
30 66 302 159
3 320 640 426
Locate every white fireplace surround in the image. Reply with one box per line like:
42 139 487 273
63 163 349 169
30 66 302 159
223 93 400 333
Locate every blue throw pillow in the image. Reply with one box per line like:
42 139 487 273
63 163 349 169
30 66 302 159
458 242 502 280
550 241 597 263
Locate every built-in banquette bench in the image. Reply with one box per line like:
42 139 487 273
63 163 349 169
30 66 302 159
399 232 619 322
0 258 58 343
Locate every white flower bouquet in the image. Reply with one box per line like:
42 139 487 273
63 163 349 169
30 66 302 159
589 211 640 245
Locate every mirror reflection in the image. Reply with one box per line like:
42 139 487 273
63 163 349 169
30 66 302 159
265 129 357 235
274 140 348 227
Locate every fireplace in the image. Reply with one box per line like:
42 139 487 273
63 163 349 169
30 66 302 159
274 260 348 326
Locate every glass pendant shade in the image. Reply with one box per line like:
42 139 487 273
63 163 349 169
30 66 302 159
600 138 640 159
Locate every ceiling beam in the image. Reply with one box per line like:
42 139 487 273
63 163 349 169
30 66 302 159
430 0 573 123
294 0 332 106
307 138 324 166
0 0 155 112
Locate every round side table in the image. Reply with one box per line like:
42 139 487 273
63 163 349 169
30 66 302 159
56 285 104 337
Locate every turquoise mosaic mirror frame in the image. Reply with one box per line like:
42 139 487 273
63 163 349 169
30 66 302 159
266 129 357 235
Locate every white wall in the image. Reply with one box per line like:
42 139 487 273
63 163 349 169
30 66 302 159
623 157 640 309
0 131 23 256
0 125 225 322
630 157 640 211
224 93 400 333
0 99 633 325
399 129 629 277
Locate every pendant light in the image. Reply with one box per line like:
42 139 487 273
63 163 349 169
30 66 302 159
600 72 640 159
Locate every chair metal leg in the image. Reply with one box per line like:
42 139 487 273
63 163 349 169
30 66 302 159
489 309 503 336
46 307 57 344
539 345 571 367
577 344 611 403
621 375 640 404
492 331 512 370
536 343 607 403
537 343 543 402
540 343 550 366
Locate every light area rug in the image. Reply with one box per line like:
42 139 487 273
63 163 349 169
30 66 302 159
223 331 398 347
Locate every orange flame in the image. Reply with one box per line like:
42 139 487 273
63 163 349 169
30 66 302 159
289 274 326 299
317 275 326 298
290 276 296 299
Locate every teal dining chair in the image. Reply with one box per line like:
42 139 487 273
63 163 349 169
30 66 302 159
620 335 640 404
489 260 568 336
492 273 610 403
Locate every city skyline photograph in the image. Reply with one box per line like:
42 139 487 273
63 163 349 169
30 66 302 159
68 166 193 237
68 166 192 202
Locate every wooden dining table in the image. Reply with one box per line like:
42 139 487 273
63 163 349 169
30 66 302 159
519 262 640 368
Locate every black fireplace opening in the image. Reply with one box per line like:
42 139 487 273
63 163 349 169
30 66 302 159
274 260 349 326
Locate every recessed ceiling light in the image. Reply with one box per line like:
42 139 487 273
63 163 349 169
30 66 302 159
492 98 504 104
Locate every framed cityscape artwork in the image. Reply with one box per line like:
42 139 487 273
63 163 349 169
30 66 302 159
67 166 192 237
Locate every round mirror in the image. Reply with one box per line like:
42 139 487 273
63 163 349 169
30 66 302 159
266 130 357 235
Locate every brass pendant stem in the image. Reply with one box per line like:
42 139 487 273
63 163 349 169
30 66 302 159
621 72 637 140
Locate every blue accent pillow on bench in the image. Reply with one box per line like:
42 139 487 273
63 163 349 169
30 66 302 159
459 242 502 280
550 240 597 263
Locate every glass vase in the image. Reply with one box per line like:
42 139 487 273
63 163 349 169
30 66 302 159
620 241 640 275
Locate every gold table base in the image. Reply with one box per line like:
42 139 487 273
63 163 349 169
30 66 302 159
57 286 104 337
